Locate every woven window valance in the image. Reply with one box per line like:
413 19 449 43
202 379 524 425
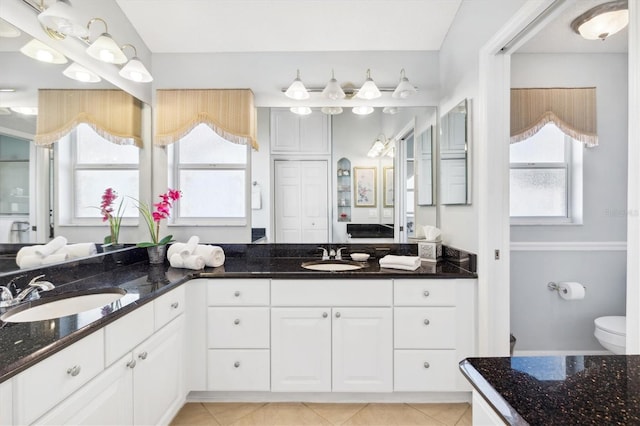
155 89 258 150
35 89 142 147
511 88 597 147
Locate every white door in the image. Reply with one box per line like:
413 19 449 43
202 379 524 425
271 308 331 392
274 160 328 243
332 307 393 392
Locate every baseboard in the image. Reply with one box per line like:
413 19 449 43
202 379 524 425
513 349 611 356
186 391 472 404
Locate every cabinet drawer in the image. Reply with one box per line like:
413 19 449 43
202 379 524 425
272 279 392 306
208 279 270 306
105 302 154 366
394 307 456 349
154 286 185 330
394 280 456 306
207 349 270 391
394 350 458 392
208 307 270 348
13 330 105 425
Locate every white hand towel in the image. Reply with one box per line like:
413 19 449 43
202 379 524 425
195 245 225 267
59 243 97 259
169 253 205 270
181 236 200 257
18 255 43 269
379 255 421 271
34 236 67 257
167 243 186 259
41 253 69 265
16 245 41 266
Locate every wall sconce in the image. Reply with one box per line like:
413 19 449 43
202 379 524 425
322 70 346 100
285 69 310 100
119 44 153 82
85 18 127 64
392 69 418 99
367 134 388 157
355 69 381 100
63 62 101 82
37 0 89 38
20 38 67 64
570 0 628 40
352 106 375 115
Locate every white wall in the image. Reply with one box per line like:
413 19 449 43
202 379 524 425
510 53 628 351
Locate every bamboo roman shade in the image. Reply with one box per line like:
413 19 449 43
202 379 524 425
155 89 258 150
35 89 142 147
511 88 597 147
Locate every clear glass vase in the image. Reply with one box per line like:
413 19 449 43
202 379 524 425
146 245 167 264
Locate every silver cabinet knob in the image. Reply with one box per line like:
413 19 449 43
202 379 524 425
234 291 240 297
234 361 240 368
171 302 179 309
127 360 137 369
66 365 81 377
234 319 241 325
138 351 148 360
424 362 430 369
423 290 430 297
335 312 341 318
423 319 430 325
322 312 328 318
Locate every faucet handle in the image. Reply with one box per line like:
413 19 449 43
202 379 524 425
317 247 329 260
0 286 13 302
28 274 46 286
336 247 347 260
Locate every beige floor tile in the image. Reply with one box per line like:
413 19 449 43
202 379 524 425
341 403 445 426
171 403 220 425
454 406 472 426
203 403 266 425
408 403 470 426
304 403 366 425
230 402 332 426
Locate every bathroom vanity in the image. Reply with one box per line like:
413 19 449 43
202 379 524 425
0 244 477 425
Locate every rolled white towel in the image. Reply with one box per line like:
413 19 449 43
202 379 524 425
34 236 67 257
195 245 225 267
59 243 97 259
16 245 42 266
18 255 43 269
379 255 421 271
41 253 69 265
169 253 205 270
167 243 186 259
181 236 200 257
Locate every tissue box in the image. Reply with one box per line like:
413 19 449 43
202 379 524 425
418 240 442 262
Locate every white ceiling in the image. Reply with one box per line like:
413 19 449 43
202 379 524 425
115 0 463 53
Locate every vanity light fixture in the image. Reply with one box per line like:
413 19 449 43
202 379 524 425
321 106 343 115
63 62 101 83
392 69 418 99
38 0 89 38
85 18 127 64
367 135 387 157
570 0 628 40
20 38 67 64
352 105 374 115
290 106 312 115
10 106 38 116
285 69 310 100
119 44 153 83
355 69 381 100
322 69 346 100
0 18 21 38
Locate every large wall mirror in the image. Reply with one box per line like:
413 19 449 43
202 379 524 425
440 99 470 205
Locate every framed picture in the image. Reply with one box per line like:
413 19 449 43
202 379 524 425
383 167 394 207
354 167 376 207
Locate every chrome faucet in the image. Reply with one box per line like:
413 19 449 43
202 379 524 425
317 247 330 260
335 247 347 260
0 275 55 307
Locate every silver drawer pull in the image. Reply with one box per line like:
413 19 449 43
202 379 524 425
423 290 430 297
234 291 241 297
171 302 179 309
138 351 148 360
234 319 241 325
234 361 240 368
66 365 81 377
127 360 137 369
424 362 430 369
423 319 430 325
335 312 341 318
322 312 328 318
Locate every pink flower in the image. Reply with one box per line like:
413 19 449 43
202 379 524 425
100 188 118 222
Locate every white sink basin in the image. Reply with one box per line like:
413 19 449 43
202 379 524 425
0 288 126 323
301 260 365 272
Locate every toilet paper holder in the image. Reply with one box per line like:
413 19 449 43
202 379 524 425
547 281 585 294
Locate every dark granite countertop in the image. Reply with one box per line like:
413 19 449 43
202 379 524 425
0 243 476 384
460 355 640 425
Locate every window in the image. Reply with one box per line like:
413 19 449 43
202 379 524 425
510 123 583 224
57 123 139 224
168 124 249 225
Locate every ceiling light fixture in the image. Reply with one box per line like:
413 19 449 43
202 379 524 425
290 106 312 115
322 69 346 100
355 69 381 100
63 62 101 82
119 44 153 83
85 18 127 64
321 106 343 115
20 38 67 64
285 69 310 100
0 18 21 38
352 106 374 115
38 0 89 38
570 0 628 40
392 69 418 99
10 106 38 116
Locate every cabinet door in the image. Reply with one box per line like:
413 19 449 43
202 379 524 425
299 113 329 154
271 308 331 392
271 109 300 152
0 379 11 426
133 316 185 426
332 307 393 392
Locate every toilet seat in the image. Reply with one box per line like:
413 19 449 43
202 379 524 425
594 316 626 354
595 316 626 336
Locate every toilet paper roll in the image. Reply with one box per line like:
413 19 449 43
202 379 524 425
558 282 585 300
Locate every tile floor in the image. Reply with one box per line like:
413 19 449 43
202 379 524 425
170 402 471 426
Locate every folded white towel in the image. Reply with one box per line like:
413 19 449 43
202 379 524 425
16 245 42 266
379 255 421 271
18 254 44 269
34 236 67 257
181 236 200 257
167 242 186 259
169 253 205 270
195 245 225 267
59 243 97 259
41 253 69 265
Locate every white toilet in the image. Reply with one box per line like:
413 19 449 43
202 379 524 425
594 316 626 354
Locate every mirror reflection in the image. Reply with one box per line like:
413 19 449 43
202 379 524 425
440 99 470 205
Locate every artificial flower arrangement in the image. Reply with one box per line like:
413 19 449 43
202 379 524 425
134 188 182 247
99 187 124 246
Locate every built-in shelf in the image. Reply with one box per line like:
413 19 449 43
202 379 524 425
337 158 351 223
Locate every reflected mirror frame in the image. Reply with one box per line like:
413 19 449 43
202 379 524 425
416 124 436 207
439 98 471 205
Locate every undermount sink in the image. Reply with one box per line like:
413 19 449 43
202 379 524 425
0 288 127 323
301 260 365 272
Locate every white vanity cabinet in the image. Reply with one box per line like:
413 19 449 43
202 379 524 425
0 380 11 426
270 108 330 154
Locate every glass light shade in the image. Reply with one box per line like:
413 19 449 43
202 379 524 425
38 2 89 38
10 106 38 116
290 106 312 115
356 70 381 100
0 18 21 38
119 57 153 82
352 106 374 115
63 62 101 82
20 39 67 64
392 78 418 99
86 33 127 64
321 106 343 115
383 106 398 114
367 140 385 157
0 108 11 115
576 9 628 40
322 73 345 100
285 70 310 100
